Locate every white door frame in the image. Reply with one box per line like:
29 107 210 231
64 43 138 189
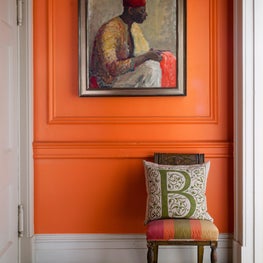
233 0 263 262
253 1 263 261
19 0 263 262
19 0 34 262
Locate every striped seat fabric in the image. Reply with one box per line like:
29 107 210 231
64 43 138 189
147 219 219 241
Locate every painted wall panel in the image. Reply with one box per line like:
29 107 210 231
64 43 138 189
34 0 233 234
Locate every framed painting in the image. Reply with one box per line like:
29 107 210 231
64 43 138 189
78 0 186 97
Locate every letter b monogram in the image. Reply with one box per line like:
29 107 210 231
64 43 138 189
159 169 196 218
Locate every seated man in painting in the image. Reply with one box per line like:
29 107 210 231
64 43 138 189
90 0 176 89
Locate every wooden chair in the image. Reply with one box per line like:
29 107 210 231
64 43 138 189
146 153 219 263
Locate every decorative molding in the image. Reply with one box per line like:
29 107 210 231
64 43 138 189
47 0 55 124
33 233 232 263
254 1 263 262
233 0 263 262
20 0 34 262
208 0 219 124
232 240 242 263
47 0 219 125
33 141 233 159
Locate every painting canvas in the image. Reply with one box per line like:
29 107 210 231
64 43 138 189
79 0 186 96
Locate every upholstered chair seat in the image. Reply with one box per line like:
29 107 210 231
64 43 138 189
147 219 219 241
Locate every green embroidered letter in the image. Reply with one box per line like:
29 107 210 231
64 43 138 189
160 169 196 218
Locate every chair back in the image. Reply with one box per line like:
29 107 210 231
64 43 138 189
154 153 204 165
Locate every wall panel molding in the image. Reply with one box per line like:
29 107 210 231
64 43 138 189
33 140 233 159
47 0 219 125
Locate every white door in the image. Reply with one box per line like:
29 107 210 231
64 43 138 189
0 0 19 262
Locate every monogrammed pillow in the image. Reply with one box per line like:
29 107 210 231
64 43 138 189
143 160 213 223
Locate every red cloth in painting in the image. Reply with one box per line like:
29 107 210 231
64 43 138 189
160 52 177 88
89 76 99 88
123 0 146 7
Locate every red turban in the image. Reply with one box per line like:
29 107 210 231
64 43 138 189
123 0 146 7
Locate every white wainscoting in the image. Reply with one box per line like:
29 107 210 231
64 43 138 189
33 234 232 263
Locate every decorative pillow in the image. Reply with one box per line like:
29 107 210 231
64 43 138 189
143 160 213 224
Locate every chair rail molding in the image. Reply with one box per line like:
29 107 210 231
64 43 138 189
33 140 233 159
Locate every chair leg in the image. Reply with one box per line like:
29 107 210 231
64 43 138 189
147 241 158 263
198 245 204 263
210 241 218 263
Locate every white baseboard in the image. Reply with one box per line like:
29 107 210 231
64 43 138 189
33 234 233 263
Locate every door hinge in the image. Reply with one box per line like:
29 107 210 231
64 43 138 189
18 204 24 237
17 0 23 26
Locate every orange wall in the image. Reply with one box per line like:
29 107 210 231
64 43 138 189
33 0 233 234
